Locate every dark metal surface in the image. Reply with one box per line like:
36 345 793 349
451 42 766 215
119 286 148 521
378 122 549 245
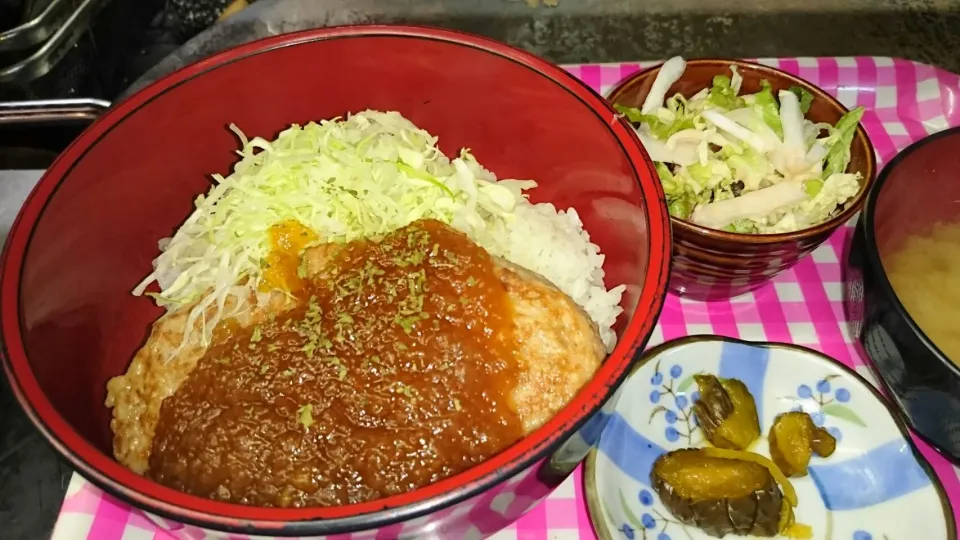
0 0 193 101
0 99 106 169
0 97 109 124
0 102 107 537
0 0 113 84
0 374 75 539
126 0 960 96
0 170 70 540
0 0 88 52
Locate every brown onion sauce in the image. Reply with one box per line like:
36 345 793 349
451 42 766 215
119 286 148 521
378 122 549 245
148 220 523 508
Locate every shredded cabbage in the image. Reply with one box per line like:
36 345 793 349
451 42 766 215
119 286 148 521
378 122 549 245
616 56 866 234
133 110 538 349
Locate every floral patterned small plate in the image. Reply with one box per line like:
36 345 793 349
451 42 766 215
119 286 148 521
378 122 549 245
583 335 956 540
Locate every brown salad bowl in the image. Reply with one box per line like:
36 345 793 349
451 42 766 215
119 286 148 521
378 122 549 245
609 58 877 301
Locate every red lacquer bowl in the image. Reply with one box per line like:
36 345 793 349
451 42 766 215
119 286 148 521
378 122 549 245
0 26 671 537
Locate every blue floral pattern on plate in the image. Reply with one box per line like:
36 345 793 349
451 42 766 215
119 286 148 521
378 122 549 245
648 360 701 445
601 487 681 540
583 337 955 540
785 374 867 443
852 531 889 540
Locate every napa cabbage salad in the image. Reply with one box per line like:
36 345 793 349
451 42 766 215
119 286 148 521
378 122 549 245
615 56 865 234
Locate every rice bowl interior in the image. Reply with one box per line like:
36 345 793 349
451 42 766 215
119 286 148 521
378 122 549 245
0 27 670 535
104 110 626 508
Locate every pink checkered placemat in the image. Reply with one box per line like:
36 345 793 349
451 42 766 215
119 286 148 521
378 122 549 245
51 57 960 540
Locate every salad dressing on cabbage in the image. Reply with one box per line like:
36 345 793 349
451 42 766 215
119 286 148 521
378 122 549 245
616 56 865 234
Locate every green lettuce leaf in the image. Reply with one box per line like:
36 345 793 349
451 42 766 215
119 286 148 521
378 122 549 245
614 103 645 123
725 147 768 184
723 219 759 234
668 198 695 219
788 85 815 115
655 162 682 197
708 75 746 111
803 178 824 197
614 102 695 140
823 107 866 176
753 80 783 139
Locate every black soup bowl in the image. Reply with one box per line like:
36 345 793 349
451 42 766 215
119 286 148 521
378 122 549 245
846 126 960 463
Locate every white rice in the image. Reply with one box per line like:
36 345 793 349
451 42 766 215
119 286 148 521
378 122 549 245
490 202 626 352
